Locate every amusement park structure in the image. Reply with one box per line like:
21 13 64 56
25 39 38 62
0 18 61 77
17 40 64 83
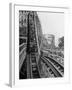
19 11 64 79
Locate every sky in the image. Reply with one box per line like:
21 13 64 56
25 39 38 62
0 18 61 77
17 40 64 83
37 12 64 46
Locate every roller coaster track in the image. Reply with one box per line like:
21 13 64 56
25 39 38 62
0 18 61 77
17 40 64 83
39 55 64 77
19 53 40 79
19 12 41 79
20 51 64 79
30 53 40 78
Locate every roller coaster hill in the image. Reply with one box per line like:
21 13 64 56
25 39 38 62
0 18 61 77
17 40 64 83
19 11 64 79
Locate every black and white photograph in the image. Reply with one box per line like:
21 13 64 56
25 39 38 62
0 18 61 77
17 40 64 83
19 10 64 79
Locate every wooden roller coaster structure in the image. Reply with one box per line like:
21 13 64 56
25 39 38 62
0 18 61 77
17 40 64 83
19 11 64 79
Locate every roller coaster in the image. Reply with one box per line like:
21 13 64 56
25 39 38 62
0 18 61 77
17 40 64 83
19 11 64 79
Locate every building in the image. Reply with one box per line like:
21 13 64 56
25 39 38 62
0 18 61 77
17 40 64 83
43 34 55 49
